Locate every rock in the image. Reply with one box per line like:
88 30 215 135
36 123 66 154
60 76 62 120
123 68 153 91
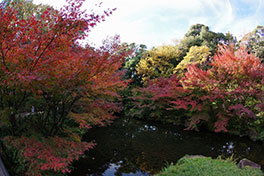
183 155 205 159
238 158 261 170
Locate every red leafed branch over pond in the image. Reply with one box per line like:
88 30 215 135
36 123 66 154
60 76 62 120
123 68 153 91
4 136 95 175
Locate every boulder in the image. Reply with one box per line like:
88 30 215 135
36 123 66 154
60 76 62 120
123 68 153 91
238 158 261 170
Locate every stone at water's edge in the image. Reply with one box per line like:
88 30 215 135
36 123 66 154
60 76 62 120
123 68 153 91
238 158 261 170
182 155 205 159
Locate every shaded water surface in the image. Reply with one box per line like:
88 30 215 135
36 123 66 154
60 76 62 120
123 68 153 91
70 117 264 176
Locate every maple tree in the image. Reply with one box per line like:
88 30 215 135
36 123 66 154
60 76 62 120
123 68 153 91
135 45 264 136
183 45 264 132
0 0 129 175
131 75 197 123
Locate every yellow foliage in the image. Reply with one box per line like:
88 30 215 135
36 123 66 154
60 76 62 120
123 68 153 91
136 45 181 84
63 128 81 142
175 45 210 76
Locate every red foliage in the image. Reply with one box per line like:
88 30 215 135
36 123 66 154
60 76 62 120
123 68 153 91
0 0 119 91
138 45 264 132
136 75 201 118
0 0 130 175
71 99 123 128
184 45 264 131
214 113 229 132
4 136 95 175
0 0 128 128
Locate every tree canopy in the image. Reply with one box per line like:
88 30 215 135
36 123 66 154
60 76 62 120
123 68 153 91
240 25 264 62
136 45 182 83
179 24 235 56
175 45 210 76
0 0 129 175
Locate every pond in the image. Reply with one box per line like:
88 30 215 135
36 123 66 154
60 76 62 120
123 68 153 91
70 117 264 176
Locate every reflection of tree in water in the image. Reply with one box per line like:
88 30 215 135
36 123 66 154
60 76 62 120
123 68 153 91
70 117 264 176
70 117 143 175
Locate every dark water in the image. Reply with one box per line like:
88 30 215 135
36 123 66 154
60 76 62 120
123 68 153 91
70 117 264 176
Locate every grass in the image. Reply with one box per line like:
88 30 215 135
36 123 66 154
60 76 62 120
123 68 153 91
156 155 263 176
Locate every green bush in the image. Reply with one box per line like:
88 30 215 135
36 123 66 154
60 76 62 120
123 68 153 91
156 156 263 176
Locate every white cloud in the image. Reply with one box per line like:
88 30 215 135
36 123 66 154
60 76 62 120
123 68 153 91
208 0 234 31
33 0 264 48
211 0 264 39
227 17 260 39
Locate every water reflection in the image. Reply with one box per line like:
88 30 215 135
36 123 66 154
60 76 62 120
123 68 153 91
70 117 264 176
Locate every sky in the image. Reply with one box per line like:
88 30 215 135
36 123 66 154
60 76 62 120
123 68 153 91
33 0 264 48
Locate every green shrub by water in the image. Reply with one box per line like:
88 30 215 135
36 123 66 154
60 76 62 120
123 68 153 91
156 156 263 176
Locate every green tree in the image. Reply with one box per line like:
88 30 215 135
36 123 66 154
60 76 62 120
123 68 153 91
240 25 264 62
122 43 147 85
179 24 234 56
2 0 52 19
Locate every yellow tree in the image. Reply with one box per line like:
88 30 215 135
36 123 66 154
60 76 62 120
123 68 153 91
174 45 210 76
136 45 182 84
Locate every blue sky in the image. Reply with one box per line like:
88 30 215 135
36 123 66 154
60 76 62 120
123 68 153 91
33 0 264 48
